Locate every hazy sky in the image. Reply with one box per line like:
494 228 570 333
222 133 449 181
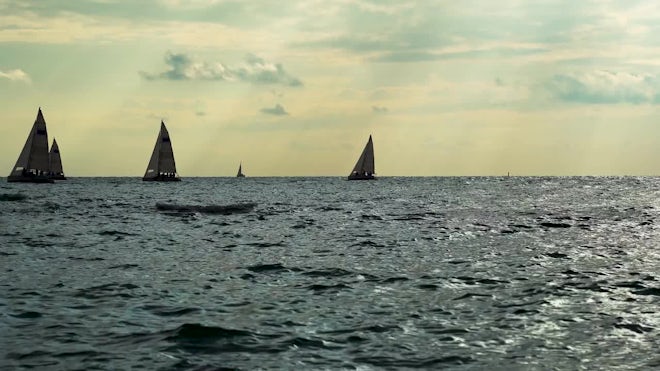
2 0 660 176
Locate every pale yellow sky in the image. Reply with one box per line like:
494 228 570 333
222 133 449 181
2 0 660 176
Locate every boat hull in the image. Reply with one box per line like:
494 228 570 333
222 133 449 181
50 175 66 180
142 175 181 182
7 175 54 183
347 174 376 180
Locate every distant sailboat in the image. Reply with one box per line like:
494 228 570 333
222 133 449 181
143 121 181 181
236 162 245 178
48 138 66 180
348 135 375 180
7 108 54 183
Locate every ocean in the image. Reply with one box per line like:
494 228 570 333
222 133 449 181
1 177 659 370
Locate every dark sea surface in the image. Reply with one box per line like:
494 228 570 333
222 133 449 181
1 177 659 370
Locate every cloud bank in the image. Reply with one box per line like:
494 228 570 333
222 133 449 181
0 69 31 83
546 70 660 104
141 52 302 87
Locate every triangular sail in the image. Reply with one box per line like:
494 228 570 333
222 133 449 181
143 121 178 179
350 135 375 175
144 126 162 178
157 123 177 174
9 108 50 177
49 138 64 175
237 163 244 177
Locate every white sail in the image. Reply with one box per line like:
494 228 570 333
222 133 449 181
49 138 64 175
9 108 50 177
143 121 178 180
350 135 375 176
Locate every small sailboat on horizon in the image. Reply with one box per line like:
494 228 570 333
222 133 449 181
48 138 66 180
236 162 246 178
8 108 54 183
143 120 181 182
348 135 376 180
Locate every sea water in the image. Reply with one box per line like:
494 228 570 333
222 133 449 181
1 177 659 370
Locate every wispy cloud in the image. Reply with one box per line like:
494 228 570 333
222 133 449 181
546 70 660 104
372 105 388 113
141 52 302 86
374 46 547 63
0 68 30 83
260 103 289 115
159 0 225 8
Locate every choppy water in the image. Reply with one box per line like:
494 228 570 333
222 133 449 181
1 177 659 370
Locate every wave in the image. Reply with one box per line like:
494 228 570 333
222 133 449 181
156 202 256 215
539 221 572 228
614 322 654 334
353 355 474 368
72 283 139 299
302 267 354 278
99 230 138 237
0 193 27 201
632 287 660 296
319 324 398 335
167 323 253 341
306 283 350 292
164 323 284 355
11 311 43 319
245 263 296 274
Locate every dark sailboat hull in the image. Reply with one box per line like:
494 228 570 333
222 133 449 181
142 175 181 182
50 175 66 180
8 175 54 183
347 174 376 180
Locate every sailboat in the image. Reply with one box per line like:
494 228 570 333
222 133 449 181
347 135 375 180
236 162 245 178
48 138 66 180
7 108 54 183
142 120 181 181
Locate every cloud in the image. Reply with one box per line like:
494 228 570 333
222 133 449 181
141 52 302 86
0 68 31 83
373 47 547 63
159 0 224 8
140 52 231 81
260 104 289 115
235 54 302 86
546 70 660 104
372 105 388 113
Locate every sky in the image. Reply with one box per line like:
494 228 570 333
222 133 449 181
2 0 660 176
